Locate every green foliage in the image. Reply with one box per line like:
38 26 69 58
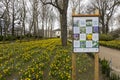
100 59 110 77
0 34 43 41
0 36 3 41
100 40 120 50
100 34 114 41
100 59 120 80
0 35 16 41
25 33 32 37
5 35 16 41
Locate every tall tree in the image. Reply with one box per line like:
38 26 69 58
116 14 120 28
1 0 11 37
40 0 69 46
21 0 26 35
38 4 49 37
70 0 80 13
48 8 56 38
11 0 15 36
92 0 120 34
33 0 38 37
44 5 49 37
41 5 45 37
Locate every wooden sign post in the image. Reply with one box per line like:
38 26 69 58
72 53 76 80
72 9 100 80
94 53 99 80
72 8 76 80
94 9 99 80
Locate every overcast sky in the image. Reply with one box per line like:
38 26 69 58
0 0 119 30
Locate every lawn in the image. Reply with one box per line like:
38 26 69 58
0 39 94 80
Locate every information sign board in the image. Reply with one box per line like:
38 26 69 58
73 16 99 53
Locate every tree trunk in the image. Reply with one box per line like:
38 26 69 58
36 16 39 38
12 0 15 36
33 17 37 37
23 19 25 35
6 1 10 37
40 0 69 46
46 18 47 37
50 23 52 38
102 23 105 34
12 11 15 36
0 24 2 36
59 0 68 46
23 0 26 36
47 26 50 38
106 23 109 34
60 13 67 46
33 0 38 37
42 20 44 37
41 10 44 38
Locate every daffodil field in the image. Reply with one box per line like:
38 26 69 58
100 40 120 50
0 39 94 80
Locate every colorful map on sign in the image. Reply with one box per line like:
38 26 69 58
73 17 99 53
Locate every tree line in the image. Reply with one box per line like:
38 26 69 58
0 0 120 46
0 0 57 40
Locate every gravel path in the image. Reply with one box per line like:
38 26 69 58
99 46 120 75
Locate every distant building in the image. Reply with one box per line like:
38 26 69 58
53 28 70 38
53 29 61 38
37 29 54 38
33 28 71 38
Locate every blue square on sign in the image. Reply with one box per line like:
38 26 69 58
93 27 98 33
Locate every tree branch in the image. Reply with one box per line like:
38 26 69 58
40 0 62 12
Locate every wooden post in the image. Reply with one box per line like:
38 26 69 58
72 8 76 80
94 9 99 80
94 53 99 80
72 53 76 80
95 9 99 15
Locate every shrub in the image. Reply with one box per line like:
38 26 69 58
25 33 32 37
0 36 3 41
100 59 120 80
100 40 120 50
5 35 16 41
100 34 114 41
100 59 110 77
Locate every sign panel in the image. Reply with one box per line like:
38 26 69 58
73 16 99 53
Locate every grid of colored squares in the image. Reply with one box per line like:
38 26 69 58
73 17 99 52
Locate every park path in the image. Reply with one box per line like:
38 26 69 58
99 46 120 75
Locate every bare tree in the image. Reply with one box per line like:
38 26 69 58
70 0 80 13
45 6 57 38
21 0 26 35
44 5 49 38
37 3 56 38
48 8 56 38
32 0 41 37
116 14 120 28
92 0 120 34
25 0 39 37
1 0 23 37
1 0 11 37
39 4 47 37
11 0 15 36
40 0 69 46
